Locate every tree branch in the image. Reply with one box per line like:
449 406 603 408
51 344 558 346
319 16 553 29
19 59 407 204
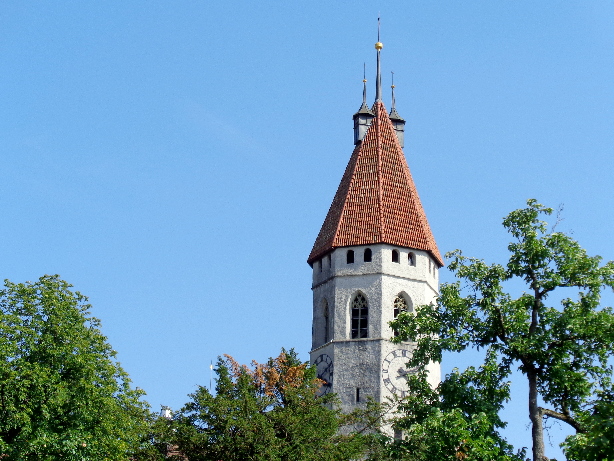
546 335 580 351
494 306 508 344
540 407 585 433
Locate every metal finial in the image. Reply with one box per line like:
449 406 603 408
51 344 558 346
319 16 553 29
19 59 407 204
362 63 367 105
375 17 383 102
374 16 384 51
391 71 396 110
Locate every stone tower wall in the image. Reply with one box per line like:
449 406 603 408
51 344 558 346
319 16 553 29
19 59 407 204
310 243 440 416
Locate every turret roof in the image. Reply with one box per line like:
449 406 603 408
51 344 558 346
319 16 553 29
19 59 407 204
307 101 443 266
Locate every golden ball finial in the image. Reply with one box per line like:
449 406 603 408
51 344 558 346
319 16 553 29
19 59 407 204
363 79 367 83
375 42 383 50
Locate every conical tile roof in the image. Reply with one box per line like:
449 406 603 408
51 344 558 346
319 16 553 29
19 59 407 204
308 102 443 266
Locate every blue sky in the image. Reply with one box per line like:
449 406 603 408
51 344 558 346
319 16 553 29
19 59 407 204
2 2 613 458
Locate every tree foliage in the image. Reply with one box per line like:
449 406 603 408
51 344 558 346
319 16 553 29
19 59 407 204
392 200 614 461
0 275 151 460
171 349 369 461
371 351 524 461
561 389 614 461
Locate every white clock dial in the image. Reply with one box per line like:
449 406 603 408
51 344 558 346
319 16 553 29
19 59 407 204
381 348 416 397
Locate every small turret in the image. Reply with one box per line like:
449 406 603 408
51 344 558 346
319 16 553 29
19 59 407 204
389 72 405 147
353 65 375 145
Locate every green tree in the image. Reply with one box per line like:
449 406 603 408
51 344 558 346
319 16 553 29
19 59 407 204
172 349 370 461
0 275 152 460
561 389 614 461
392 200 614 461
371 351 524 461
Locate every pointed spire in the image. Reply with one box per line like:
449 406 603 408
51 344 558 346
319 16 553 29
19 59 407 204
311 29 442 266
389 71 406 148
308 102 442 266
362 63 368 106
389 71 404 121
353 63 375 145
390 72 397 112
375 17 383 102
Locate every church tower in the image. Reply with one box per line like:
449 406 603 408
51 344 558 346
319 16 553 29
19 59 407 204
308 36 443 418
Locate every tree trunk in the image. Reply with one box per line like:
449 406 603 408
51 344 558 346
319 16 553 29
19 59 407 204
528 369 546 461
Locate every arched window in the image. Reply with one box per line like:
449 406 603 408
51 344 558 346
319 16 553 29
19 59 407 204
393 295 409 337
323 301 330 343
347 250 355 264
351 293 368 339
364 248 372 262
408 252 416 266
392 249 399 263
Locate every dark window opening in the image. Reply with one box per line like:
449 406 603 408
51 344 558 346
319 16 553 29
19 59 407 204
327 254 331 268
319 259 322 272
346 250 354 264
356 387 361 403
394 429 403 440
408 252 416 266
392 249 399 263
351 293 368 339
364 248 372 262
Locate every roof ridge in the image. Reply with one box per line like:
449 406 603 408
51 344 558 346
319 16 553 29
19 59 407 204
329 144 360 256
375 103 385 244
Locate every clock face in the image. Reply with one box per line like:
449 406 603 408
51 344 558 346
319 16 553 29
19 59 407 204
314 354 333 395
382 348 416 397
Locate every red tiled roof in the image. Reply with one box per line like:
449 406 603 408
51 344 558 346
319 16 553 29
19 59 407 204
308 102 443 267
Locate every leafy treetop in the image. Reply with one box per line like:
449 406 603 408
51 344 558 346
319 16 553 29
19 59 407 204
0 275 151 460
392 200 614 461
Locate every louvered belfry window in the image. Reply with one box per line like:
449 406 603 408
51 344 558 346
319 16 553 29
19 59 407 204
351 294 368 339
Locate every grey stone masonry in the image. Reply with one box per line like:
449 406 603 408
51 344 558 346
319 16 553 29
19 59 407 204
310 243 440 426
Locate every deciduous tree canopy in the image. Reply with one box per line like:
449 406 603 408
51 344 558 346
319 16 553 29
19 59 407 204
171 349 370 461
0 275 151 460
372 351 525 461
392 200 614 461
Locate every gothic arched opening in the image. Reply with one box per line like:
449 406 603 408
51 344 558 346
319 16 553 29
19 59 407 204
393 294 409 337
351 293 368 339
